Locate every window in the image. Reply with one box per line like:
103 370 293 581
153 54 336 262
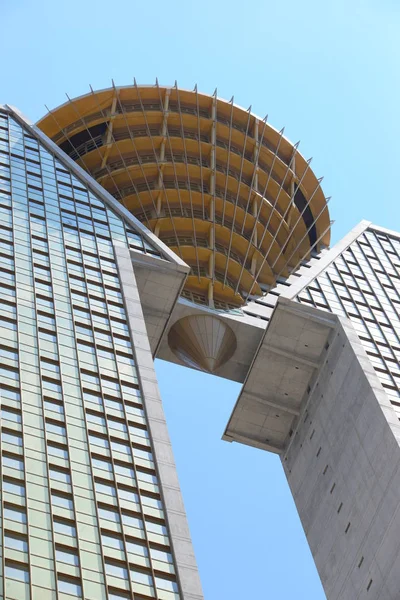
101 533 124 551
137 471 158 487
5 562 29 583
92 457 113 474
131 570 154 588
118 488 139 505
0 346 18 362
155 576 179 593
146 521 167 536
57 576 82 597
43 379 63 399
3 454 24 471
108 419 128 434
50 467 71 484
53 518 76 537
2 408 22 424
52 493 74 511
89 434 109 450
83 390 102 408
5 533 28 552
133 448 153 463
86 412 106 427
106 561 128 580
46 421 67 438
56 547 79 567
141 495 163 512
126 540 149 560
150 548 173 564
41 359 60 376
4 504 26 524
95 481 117 497
48 443 68 460
2 431 23 446
3 478 25 496
122 513 143 530
98 507 120 524
108 592 130 600
114 462 135 480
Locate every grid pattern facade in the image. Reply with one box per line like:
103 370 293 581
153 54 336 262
296 227 400 411
0 109 181 600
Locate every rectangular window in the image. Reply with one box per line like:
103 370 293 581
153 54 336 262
89 434 109 450
98 506 120 524
95 481 117 497
46 421 67 437
52 493 74 511
150 548 173 564
2 431 23 446
106 561 128 580
4 504 26 524
53 518 76 537
131 569 154 590
5 562 29 583
5 533 28 553
50 467 71 484
101 533 124 551
2 408 22 424
48 444 69 460
155 576 179 594
56 547 79 567
114 462 135 480
57 577 82 597
3 454 24 471
44 399 65 416
92 457 113 474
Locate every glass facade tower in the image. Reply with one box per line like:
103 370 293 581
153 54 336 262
0 106 202 600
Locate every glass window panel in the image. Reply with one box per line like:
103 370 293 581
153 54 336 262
52 493 74 511
57 578 82 597
106 562 128 579
56 548 79 567
5 534 28 552
4 505 26 523
53 519 76 537
50 468 71 484
5 563 29 583
3 455 24 471
155 576 179 593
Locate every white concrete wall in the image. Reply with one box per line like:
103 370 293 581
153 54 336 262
282 317 400 600
115 245 204 600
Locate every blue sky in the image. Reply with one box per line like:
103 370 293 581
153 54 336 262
2 0 400 597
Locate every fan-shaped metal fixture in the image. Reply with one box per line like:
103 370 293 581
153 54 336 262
168 315 237 373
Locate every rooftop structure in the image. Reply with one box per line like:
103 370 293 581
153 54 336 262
37 83 331 310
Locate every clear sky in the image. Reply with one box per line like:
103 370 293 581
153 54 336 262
2 0 400 597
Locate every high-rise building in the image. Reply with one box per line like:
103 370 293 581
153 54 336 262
224 221 400 598
2 81 400 600
0 104 202 600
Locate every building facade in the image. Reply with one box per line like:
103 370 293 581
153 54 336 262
225 221 400 599
0 105 202 600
